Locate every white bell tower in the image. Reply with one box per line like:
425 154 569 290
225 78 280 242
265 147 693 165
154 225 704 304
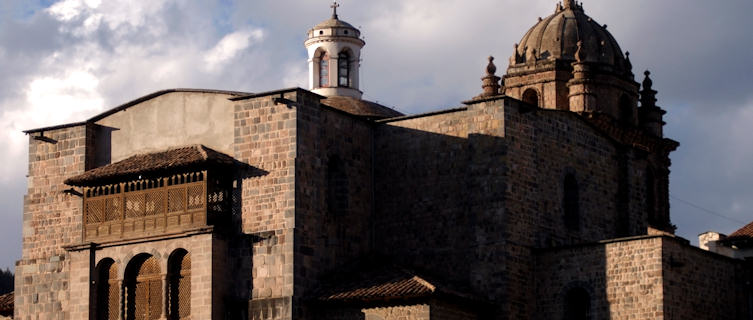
304 2 365 99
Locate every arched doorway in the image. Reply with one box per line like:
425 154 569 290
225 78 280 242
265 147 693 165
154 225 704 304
94 258 119 320
167 249 191 319
522 88 539 106
125 254 162 320
564 287 591 320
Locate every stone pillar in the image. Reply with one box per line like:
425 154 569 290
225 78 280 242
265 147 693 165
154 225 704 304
568 41 597 112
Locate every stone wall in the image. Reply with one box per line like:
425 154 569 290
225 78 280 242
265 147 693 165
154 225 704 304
16 124 90 319
233 90 300 319
661 238 749 319
363 304 430 320
535 235 749 319
294 99 373 306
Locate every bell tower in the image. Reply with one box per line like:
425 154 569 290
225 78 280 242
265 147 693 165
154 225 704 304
304 2 365 99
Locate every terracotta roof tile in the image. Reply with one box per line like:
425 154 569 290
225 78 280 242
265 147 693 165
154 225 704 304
65 145 235 186
322 96 403 119
0 291 13 316
315 262 478 303
729 220 753 239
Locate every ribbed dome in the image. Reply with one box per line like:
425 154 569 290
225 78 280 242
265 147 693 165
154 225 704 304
513 1 627 72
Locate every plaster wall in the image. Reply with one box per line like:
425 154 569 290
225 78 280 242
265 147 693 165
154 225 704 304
94 91 236 165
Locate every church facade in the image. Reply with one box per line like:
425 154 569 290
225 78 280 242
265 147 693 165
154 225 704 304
15 1 752 319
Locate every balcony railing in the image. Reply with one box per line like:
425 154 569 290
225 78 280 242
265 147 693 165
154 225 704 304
82 170 230 242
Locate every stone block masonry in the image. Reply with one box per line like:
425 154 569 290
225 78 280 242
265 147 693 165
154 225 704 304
16 124 91 319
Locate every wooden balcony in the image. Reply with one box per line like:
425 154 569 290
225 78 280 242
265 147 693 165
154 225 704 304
82 170 230 242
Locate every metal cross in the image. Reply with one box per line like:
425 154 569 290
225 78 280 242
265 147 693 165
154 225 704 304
331 1 340 18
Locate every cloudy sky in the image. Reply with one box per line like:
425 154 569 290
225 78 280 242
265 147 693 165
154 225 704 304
0 0 751 269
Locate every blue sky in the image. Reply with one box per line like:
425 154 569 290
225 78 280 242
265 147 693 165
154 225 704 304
0 0 751 269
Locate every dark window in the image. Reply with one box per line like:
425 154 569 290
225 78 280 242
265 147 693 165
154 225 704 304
319 52 329 87
619 94 633 126
646 168 657 225
168 249 191 320
522 88 539 106
564 287 591 320
338 52 350 87
563 173 580 231
95 259 119 320
125 254 162 320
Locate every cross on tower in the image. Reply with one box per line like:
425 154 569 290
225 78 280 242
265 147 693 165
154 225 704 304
331 1 340 19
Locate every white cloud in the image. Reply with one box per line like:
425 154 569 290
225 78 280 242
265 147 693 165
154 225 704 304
204 29 265 72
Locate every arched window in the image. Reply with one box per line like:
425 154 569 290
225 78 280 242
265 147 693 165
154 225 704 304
319 52 329 87
125 254 162 320
522 88 539 106
167 249 191 320
95 259 119 320
563 173 580 231
338 52 350 87
619 95 633 126
646 168 657 225
564 287 591 320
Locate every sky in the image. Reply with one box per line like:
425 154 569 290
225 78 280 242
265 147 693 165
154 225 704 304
0 0 751 270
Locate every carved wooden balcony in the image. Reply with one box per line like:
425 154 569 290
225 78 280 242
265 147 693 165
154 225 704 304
64 145 236 243
81 171 230 241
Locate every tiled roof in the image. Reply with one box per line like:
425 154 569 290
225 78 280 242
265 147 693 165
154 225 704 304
65 145 235 186
728 220 753 239
322 96 403 119
315 262 477 303
0 292 12 316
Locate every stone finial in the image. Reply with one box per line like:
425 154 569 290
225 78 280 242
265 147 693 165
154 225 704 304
575 40 586 62
511 43 521 64
624 51 634 79
486 56 497 76
330 1 340 19
642 70 653 91
481 56 501 97
640 70 657 108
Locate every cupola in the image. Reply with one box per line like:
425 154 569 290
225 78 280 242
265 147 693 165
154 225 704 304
503 0 639 123
304 2 365 99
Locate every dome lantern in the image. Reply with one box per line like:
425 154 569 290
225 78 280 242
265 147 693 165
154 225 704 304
304 2 365 99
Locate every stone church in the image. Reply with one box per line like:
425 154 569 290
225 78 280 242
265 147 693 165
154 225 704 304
15 1 753 319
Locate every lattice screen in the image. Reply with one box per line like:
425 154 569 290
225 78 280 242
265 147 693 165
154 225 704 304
104 198 121 222
168 252 191 320
130 256 162 320
145 190 164 216
187 185 204 210
126 193 146 218
87 199 105 223
168 189 185 213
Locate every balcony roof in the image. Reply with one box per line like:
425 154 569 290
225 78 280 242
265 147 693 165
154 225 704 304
65 144 235 186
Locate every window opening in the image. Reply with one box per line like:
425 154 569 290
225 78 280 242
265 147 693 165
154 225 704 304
563 173 580 231
319 52 329 87
338 52 350 87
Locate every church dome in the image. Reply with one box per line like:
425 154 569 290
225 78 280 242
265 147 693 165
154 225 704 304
512 0 627 72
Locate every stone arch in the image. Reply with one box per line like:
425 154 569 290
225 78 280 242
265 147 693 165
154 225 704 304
167 249 191 320
563 172 580 231
563 286 591 320
522 88 540 106
94 258 119 320
124 253 162 320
